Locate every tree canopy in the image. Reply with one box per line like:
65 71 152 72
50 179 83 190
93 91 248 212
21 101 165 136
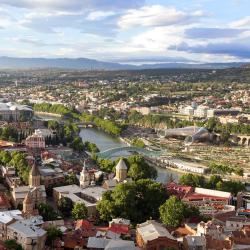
97 179 167 224
72 203 88 220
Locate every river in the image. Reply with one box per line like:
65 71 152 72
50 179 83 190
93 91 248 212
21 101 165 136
79 128 180 183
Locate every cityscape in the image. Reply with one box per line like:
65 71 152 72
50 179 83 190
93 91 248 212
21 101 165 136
0 1 250 250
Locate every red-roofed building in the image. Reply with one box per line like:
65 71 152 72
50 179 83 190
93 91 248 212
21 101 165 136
166 182 194 199
75 220 97 238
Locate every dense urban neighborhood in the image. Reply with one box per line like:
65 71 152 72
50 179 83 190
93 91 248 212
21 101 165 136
0 67 248 250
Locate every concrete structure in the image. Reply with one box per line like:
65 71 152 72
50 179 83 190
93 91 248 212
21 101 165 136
183 235 206 250
12 163 46 207
136 220 178 250
0 102 33 122
53 184 106 217
0 210 46 250
115 159 127 183
7 218 46 250
25 130 45 150
80 164 91 188
166 158 209 174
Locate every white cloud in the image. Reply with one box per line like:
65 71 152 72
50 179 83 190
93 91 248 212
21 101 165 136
86 11 115 21
231 16 250 28
118 5 205 29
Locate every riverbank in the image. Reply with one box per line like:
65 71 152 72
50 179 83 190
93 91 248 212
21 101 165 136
34 111 62 117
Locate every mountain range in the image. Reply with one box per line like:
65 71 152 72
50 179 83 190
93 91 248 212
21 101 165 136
0 56 246 70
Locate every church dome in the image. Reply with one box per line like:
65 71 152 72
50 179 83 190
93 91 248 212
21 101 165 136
115 159 127 170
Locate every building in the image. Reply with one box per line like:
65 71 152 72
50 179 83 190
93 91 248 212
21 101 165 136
7 218 46 250
80 164 91 188
102 159 131 190
183 235 206 250
167 159 209 174
136 220 179 250
12 163 46 207
25 130 45 150
53 184 106 217
114 159 127 183
0 210 46 250
0 193 11 211
39 165 64 188
0 102 33 122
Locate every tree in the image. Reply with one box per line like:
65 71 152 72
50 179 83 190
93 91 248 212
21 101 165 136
70 136 84 152
57 197 73 217
4 239 23 250
159 196 186 227
179 173 205 187
65 172 78 185
72 202 88 220
127 156 157 178
97 179 167 224
46 226 62 248
38 203 59 221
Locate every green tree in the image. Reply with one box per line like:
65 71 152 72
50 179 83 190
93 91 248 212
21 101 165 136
4 239 23 250
97 179 167 224
179 173 205 187
159 196 186 227
57 197 73 217
46 226 62 249
38 203 60 221
72 202 88 220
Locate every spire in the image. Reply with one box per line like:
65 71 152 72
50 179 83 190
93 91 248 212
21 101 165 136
30 162 40 176
24 191 33 204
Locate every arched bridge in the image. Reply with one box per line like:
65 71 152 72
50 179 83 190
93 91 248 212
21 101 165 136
96 146 165 159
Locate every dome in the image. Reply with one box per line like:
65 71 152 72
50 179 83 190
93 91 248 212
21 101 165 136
115 159 127 170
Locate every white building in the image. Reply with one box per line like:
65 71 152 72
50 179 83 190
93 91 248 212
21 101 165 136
53 184 106 217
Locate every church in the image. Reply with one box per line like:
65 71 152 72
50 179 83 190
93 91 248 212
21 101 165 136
12 162 46 208
79 158 131 190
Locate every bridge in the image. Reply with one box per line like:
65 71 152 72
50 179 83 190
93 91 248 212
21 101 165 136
96 146 166 159
75 121 96 128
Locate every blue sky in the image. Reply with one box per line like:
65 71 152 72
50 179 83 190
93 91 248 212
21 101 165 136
0 0 250 64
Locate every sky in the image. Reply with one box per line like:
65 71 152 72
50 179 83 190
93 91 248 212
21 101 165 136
0 0 250 64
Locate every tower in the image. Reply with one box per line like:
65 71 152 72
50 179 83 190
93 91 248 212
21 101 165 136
80 162 90 188
115 159 127 182
23 191 34 215
29 162 40 188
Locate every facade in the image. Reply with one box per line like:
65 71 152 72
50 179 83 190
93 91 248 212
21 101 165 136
136 220 179 250
25 130 46 149
80 164 91 188
0 210 46 250
183 235 206 250
0 102 33 122
53 184 106 217
12 163 46 207
7 219 46 250
114 159 127 183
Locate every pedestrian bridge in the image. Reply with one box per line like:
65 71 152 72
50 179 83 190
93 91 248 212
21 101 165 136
96 146 165 159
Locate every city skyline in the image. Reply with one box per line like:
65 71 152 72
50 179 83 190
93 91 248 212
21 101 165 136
0 0 250 64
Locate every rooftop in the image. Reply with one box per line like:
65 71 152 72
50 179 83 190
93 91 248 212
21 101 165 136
137 220 176 243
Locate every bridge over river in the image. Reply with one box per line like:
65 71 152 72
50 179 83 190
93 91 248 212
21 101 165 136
96 146 166 159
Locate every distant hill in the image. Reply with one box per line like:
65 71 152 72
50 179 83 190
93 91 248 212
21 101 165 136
0 56 246 70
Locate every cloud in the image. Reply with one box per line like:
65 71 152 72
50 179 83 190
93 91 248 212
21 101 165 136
86 11 115 21
231 16 250 28
118 5 205 29
170 40 250 59
0 0 144 11
185 27 247 39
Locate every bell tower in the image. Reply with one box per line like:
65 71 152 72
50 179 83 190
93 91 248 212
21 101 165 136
23 191 34 215
80 162 90 188
29 162 41 188
115 159 127 182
